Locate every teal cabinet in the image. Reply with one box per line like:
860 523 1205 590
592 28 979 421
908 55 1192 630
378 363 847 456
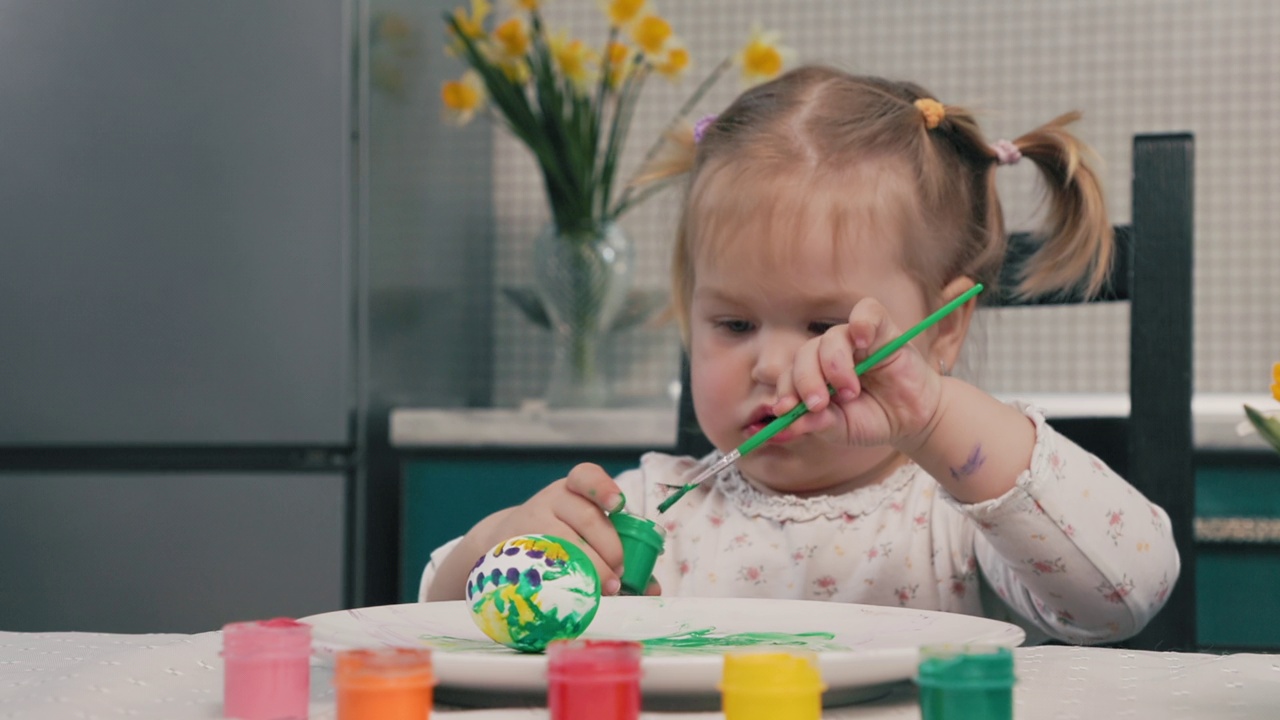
399 450 643 602
1195 453 1280 650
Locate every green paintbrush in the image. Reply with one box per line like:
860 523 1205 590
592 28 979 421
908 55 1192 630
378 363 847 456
657 283 985 514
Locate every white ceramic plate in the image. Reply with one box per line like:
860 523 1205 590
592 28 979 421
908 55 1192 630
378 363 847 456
303 597 1024 708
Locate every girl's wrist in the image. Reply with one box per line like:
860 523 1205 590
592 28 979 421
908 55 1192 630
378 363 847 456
904 379 1035 504
891 375 957 458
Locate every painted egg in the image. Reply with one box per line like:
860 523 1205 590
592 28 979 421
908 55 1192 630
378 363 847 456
465 534 601 653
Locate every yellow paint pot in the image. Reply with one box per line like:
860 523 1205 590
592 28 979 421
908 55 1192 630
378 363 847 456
719 650 825 720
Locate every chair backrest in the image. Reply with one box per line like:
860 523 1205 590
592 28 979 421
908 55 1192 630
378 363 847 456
674 133 1196 650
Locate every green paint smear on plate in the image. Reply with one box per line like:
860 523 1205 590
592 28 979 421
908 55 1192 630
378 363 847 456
417 628 847 656
639 628 847 655
419 634 516 653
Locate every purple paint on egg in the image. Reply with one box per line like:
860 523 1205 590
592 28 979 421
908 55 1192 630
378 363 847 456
527 550 545 559
491 568 502 584
475 572 485 589
506 567 520 584
527 568 541 587
504 546 520 555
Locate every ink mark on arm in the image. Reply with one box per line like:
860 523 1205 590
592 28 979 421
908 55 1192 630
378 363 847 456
949 445 986 482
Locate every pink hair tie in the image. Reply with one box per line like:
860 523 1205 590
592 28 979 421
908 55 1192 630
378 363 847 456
992 139 1021 166
692 114 718 143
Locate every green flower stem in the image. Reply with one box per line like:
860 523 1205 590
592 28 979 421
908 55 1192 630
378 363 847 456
610 55 732 220
590 26 620 148
610 173 681 219
597 63 647 222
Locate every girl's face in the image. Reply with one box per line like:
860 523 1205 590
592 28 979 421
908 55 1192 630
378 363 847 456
686 174 933 497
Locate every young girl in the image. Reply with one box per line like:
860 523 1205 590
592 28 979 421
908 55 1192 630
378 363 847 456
422 66 1179 645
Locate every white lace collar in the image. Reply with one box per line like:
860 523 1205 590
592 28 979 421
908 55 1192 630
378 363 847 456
695 453 922 523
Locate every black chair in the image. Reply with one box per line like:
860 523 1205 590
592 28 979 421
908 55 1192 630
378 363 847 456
675 133 1196 650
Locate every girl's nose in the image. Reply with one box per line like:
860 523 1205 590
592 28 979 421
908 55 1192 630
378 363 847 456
749 332 794 387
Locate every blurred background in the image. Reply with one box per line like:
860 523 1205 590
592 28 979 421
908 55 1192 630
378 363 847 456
1 0 1277 636
381 0 1280 405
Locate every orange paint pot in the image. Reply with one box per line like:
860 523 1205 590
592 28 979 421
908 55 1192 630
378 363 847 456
334 647 436 720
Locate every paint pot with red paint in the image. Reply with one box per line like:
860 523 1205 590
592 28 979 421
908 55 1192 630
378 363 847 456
547 638 643 720
221 617 311 720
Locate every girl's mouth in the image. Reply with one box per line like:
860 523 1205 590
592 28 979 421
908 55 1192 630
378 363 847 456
744 408 781 437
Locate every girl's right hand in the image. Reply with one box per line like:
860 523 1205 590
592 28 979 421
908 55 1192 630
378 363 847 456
474 463 635 596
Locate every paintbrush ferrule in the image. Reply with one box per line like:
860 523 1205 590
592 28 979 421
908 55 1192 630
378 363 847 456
656 449 740 513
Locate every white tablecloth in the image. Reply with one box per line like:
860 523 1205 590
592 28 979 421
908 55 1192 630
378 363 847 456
2 631 1278 719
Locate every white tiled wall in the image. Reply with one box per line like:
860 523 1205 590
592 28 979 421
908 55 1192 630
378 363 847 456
405 1 1280 406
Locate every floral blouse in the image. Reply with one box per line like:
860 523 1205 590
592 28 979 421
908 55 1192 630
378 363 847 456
421 403 1180 645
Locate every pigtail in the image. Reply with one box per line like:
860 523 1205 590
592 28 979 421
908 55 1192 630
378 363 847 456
1011 112 1114 300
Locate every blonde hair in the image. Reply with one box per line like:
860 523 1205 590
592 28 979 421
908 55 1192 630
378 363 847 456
652 65 1113 345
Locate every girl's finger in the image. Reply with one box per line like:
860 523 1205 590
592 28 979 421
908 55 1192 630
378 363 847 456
774 356 801 416
564 463 626 513
544 513 626 596
789 337 830 414
816 326 860 402
552 494 626 579
848 299 902 362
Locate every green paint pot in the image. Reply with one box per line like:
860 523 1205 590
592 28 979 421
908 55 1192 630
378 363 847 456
609 512 665 596
915 645 1015 720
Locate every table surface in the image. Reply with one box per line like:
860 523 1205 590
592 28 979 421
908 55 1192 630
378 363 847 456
2 631 1278 719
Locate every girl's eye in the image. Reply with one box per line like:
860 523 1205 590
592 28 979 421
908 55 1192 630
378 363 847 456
808 321 838 335
715 318 754 334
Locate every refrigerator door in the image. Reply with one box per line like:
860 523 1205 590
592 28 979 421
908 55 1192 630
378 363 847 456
0 1 353 446
0 470 347 633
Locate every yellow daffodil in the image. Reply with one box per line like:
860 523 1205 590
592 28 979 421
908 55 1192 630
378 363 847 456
436 0 793 241
451 0 491 39
493 17 530 59
498 57 531 84
652 42 689 80
441 70 486 125
549 33 598 93
603 0 647 27
605 41 635 89
736 22 789 85
630 14 672 56
1272 361 1280 401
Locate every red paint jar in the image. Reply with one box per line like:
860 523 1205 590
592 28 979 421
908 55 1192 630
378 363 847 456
546 639 643 720
221 617 311 720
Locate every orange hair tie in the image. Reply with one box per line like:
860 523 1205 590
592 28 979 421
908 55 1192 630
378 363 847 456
914 98 945 130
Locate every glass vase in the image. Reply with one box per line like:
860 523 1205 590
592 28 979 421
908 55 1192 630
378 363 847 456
532 221 634 408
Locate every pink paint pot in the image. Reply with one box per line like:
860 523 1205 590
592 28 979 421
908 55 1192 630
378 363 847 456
221 617 311 720
546 639 643 720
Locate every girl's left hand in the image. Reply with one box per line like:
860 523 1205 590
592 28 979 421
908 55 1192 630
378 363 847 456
776 297 944 450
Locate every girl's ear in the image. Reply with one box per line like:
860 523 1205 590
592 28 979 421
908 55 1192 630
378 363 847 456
931 276 979 373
